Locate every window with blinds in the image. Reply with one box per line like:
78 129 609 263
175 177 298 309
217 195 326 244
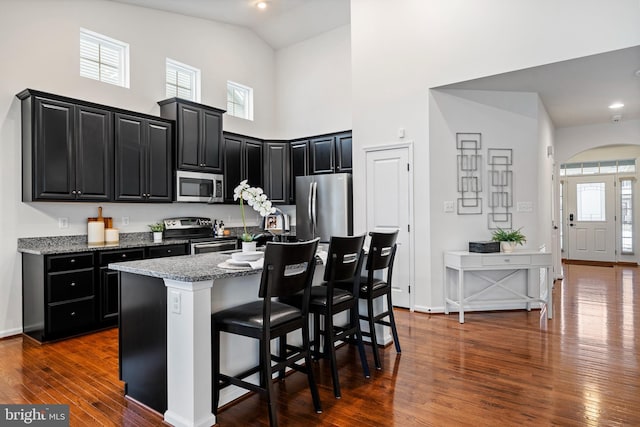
80 28 129 88
227 81 254 120
166 59 201 102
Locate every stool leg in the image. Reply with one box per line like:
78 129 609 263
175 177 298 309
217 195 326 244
278 335 287 380
313 312 321 360
386 289 401 353
212 327 221 414
261 336 278 427
367 297 381 370
324 312 341 399
352 307 370 378
302 319 322 413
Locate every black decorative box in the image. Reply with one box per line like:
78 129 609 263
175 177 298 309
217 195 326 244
469 241 500 253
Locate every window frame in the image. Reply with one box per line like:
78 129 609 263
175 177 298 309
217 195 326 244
226 80 254 121
80 28 130 88
166 58 201 102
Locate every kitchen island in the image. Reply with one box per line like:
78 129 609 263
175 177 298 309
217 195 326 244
109 251 324 427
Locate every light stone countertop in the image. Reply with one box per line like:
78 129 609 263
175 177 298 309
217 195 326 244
108 251 260 282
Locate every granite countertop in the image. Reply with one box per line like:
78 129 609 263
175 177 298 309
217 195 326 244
108 251 259 281
17 232 191 255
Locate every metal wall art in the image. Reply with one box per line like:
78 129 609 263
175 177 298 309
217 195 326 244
487 148 513 229
456 133 482 214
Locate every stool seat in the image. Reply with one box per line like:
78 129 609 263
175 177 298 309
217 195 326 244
213 301 302 329
284 285 355 308
357 277 388 295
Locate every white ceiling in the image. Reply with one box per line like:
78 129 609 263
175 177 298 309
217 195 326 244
109 0 350 50
108 1 637 129
437 45 640 128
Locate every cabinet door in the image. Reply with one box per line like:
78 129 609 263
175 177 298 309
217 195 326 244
176 104 201 170
334 131 352 173
223 136 243 202
201 109 223 173
244 138 263 188
146 119 173 202
289 140 309 204
263 142 289 203
99 267 119 324
309 136 335 174
75 106 113 200
114 114 146 201
33 97 75 200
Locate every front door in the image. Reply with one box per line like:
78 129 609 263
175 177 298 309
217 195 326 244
566 175 616 262
365 146 413 308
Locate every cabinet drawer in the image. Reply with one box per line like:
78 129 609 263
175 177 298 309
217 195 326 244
482 255 531 266
99 248 145 266
47 253 94 272
47 298 95 335
47 268 95 303
147 244 188 259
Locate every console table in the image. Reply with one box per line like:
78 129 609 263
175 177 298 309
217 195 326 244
443 250 553 323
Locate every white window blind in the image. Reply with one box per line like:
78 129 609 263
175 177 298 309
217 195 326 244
166 59 201 102
227 81 253 120
80 28 129 88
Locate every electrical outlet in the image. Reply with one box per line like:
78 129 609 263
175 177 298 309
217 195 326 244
170 291 181 314
58 218 68 229
121 216 130 226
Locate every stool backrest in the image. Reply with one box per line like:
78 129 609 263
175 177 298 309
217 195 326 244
259 238 320 299
323 235 366 283
366 231 399 272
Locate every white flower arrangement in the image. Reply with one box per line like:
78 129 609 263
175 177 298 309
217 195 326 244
233 180 276 242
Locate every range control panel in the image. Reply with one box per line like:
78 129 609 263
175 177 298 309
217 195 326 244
163 217 212 230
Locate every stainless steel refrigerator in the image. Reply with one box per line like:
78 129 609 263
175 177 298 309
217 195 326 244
296 173 353 242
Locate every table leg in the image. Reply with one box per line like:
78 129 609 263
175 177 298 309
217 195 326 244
458 269 464 323
546 267 553 319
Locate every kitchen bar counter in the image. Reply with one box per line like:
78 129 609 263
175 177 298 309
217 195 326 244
17 233 190 255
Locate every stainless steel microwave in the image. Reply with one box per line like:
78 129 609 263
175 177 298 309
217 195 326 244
175 170 224 203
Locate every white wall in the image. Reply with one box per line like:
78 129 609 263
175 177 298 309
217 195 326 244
555 119 640 163
0 0 279 336
274 25 352 139
428 89 541 309
351 0 640 310
537 100 557 274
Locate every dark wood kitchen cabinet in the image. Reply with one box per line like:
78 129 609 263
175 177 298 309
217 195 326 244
158 98 225 173
309 131 352 174
17 89 113 202
114 113 173 202
263 141 290 204
289 139 309 204
97 249 145 326
223 133 263 202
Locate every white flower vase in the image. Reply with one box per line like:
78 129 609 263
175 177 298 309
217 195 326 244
153 232 163 243
242 241 257 252
501 241 516 253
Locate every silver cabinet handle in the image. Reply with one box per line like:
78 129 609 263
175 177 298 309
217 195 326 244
70 282 76 287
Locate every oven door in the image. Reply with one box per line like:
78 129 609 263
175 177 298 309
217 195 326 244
191 240 238 254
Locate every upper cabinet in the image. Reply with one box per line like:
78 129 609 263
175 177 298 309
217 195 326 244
18 90 113 202
223 133 263 202
114 113 173 202
263 141 290 204
289 140 309 204
158 98 225 174
309 131 352 174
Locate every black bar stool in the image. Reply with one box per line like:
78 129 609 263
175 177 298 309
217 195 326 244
357 230 400 369
211 239 321 427
282 234 371 399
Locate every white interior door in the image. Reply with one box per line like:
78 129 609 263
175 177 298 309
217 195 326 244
365 146 412 308
566 175 616 262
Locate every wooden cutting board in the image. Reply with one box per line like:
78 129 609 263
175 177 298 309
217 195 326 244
88 206 113 228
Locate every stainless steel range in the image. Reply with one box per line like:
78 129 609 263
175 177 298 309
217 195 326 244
163 217 238 254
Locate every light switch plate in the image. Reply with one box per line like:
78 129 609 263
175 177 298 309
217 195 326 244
517 201 533 213
444 201 455 213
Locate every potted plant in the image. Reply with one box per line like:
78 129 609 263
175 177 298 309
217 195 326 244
491 227 526 253
234 180 276 252
148 223 165 243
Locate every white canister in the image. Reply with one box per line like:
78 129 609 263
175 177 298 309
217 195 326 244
105 228 120 244
88 221 105 244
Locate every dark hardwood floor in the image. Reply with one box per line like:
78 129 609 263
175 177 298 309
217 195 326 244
1 263 639 426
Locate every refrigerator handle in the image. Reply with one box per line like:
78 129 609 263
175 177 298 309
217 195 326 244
307 182 313 223
311 181 317 231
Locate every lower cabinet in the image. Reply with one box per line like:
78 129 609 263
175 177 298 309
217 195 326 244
22 243 189 342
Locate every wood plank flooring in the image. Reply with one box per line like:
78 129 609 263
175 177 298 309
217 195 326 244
1 263 639 426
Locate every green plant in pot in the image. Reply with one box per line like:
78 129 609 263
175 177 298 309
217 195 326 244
491 227 526 253
148 222 165 243
233 180 276 250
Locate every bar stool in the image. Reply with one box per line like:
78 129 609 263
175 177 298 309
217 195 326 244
357 230 400 370
211 239 321 427
282 234 370 399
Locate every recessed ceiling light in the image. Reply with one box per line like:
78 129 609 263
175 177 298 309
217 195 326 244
609 102 624 109
257 1 267 9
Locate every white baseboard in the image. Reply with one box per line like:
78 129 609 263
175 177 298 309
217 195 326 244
0 327 23 339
